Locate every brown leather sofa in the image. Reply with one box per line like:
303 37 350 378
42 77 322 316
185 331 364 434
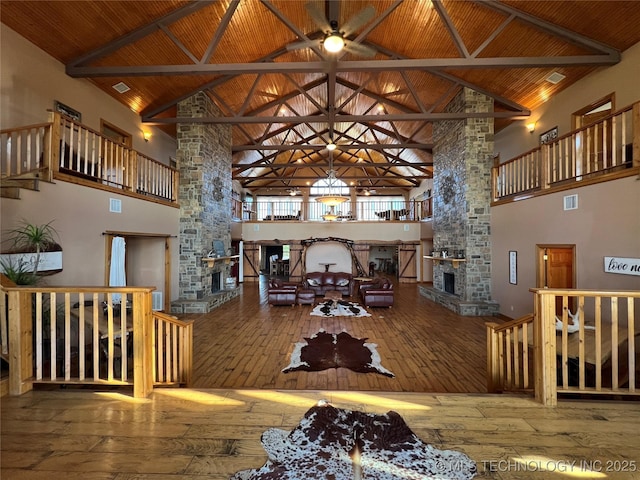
267 279 298 306
360 278 394 307
303 271 353 297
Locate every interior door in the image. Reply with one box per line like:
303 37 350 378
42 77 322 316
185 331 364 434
537 245 576 315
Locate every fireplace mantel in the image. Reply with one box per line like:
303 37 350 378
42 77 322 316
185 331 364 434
202 255 240 267
424 256 466 268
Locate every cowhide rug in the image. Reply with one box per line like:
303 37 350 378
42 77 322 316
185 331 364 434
282 330 394 377
311 300 371 317
231 401 477 480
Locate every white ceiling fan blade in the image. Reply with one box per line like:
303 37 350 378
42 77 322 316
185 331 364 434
343 40 377 58
340 5 375 37
305 2 331 33
286 39 321 51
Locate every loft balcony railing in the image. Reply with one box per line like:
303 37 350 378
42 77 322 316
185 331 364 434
492 102 639 203
0 279 193 398
236 198 432 222
0 111 179 206
487 289 639 406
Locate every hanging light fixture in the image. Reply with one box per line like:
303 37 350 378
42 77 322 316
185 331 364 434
315 150 348 207
322 205 339 222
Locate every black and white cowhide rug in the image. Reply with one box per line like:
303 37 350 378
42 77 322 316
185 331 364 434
311 300 371 317
282 330 394 377
231 401 477 480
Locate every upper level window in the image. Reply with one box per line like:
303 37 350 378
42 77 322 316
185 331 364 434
100 119 132 147
310 177 349 196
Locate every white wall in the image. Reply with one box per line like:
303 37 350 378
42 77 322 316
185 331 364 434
0 25 176 163
495 42 640 162
1 181 180 298
242 220 420 242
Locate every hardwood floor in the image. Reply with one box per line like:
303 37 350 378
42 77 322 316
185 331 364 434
2 389 639 479
3 279 640 479
187 279 492 392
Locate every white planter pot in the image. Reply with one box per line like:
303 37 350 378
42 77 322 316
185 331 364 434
0 251 63 273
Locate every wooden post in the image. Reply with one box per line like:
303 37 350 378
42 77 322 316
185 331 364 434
486 322 501 393
8 290 33 396
540 144 550 190
633 102 640 168
47 111 61 180
133 290 154 398
533 289 557 406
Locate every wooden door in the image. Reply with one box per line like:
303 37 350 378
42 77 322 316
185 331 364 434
537 245 576 314
352 243 370 277
288 243 303 282
398 243 417 283
242 242 260 282
573 96 614 174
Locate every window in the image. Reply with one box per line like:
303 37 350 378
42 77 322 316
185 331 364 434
100 119 132 147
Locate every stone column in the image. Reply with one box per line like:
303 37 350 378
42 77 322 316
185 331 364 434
175 92 232 304
431 87 498 315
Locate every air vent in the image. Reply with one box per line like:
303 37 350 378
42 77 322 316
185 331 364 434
109 198 122 213
546 72 566 84
564 194 578 211
112 81 130 93
152 292 163 311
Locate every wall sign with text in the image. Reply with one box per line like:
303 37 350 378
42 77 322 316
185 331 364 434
604 257 640 276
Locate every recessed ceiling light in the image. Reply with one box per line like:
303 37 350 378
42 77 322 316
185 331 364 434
112 81 130 93
546 72 566 84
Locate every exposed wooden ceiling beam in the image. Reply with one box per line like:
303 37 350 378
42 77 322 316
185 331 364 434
67 53 620 78
232 143 431 152
232 162 433 169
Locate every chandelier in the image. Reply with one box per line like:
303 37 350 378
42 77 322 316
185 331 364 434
316 149 348 207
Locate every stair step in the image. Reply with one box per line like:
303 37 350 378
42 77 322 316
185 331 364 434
1 178 39 191
0 187 21 199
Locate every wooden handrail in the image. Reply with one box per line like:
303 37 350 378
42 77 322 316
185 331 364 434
488 290 639 406
1 113 180 206
1 285 193 397
493 101 639 202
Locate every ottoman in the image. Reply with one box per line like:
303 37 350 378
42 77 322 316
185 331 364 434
297 289 315 305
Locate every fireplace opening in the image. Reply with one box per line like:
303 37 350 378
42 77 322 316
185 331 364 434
443 272 455 294
211 271 222 293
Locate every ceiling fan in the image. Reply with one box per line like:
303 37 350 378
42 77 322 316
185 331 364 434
286 3 377 58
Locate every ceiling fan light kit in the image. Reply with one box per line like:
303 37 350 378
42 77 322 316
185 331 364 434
323 31 345 53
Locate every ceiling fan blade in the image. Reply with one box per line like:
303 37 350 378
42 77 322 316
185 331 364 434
286 39 321 51
340 5 375 37
343 40 377 58
305 2 331 33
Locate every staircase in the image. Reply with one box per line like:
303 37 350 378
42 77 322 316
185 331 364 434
1 170 42 199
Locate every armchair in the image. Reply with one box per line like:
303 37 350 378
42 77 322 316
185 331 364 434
361 278 394 307
267 278 298 306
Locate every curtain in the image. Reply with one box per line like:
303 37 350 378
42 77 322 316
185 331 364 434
109 236 126 304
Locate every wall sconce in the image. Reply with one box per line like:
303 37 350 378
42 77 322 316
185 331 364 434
526 122 536 134
143 131 151 142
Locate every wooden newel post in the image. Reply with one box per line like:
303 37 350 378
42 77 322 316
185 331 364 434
533 289 557 406
486 322 500 393
633 102 640 168
8 290 34 396
133 290 154 398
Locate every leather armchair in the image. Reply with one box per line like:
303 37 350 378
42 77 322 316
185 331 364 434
267 279 298 306
361 279 394 307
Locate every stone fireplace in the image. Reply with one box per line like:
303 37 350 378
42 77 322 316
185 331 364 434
170 92 240 314
419 88 499 316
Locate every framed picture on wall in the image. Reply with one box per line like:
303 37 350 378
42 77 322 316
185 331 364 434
54 100 82 122
539 126 558 145
509 251 518 285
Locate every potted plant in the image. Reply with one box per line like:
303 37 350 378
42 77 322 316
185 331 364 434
0 219 62 284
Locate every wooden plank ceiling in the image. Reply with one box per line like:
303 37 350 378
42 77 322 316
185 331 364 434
2 0 640 194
